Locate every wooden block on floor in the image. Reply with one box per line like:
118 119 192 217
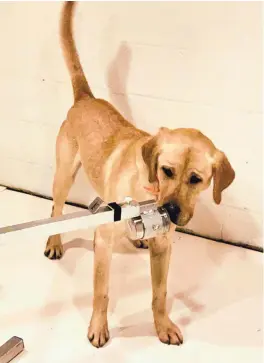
0 337 24 363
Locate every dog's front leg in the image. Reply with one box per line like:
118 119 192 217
88 224 114 348
149 232 183 345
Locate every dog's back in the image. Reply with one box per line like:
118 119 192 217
59 1 149 195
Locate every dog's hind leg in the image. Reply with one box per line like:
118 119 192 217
44 121 81 260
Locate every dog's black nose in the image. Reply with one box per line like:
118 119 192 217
162 202 181 224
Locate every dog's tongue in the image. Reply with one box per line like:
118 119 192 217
144 184 159 196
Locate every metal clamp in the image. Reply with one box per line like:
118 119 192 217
126 199 171 240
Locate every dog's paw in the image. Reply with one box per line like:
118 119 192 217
132 239 149 249
44 236 63 260
155 317 183 345
88 322 109 348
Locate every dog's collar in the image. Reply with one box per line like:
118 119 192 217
143 184 159 196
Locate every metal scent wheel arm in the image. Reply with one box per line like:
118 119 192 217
0 197 171 244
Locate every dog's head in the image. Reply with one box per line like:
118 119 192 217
142 127 235 226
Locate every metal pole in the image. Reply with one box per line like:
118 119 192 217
0 200 141 244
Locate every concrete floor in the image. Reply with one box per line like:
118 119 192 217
0 189 263 363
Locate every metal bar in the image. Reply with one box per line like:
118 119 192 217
0 336 24 363
0 202 141 244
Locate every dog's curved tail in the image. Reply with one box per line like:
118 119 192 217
60 1 94 102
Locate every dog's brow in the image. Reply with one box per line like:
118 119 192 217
162 161 176 167
187 168 206 176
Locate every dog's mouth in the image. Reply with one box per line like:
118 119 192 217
174 214 193 227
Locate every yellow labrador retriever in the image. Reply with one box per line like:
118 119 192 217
44 1 235 348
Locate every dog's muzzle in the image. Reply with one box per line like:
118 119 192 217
162 202 181 225
126 200 171 240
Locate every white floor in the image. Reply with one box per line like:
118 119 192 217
0 189 263 363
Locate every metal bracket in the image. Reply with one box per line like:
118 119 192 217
88 197 105 214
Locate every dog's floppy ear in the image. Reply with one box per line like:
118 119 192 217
142 137 159 183
213 151 235 204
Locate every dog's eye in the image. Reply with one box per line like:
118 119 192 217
189 175 202 184
162 166 174 178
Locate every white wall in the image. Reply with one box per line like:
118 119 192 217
0 2 262 247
